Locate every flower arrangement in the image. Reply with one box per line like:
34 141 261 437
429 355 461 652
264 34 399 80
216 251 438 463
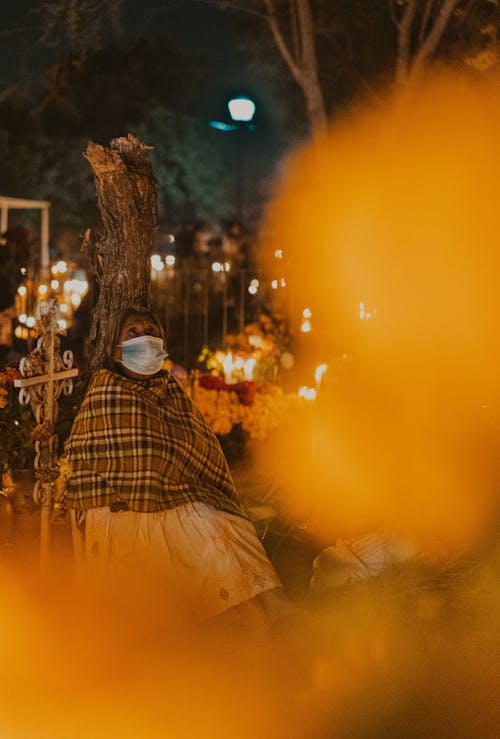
198 312 295 385
0 366 35 473
194 314 300 442
193 375 299 441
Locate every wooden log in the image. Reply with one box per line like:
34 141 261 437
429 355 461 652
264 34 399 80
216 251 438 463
83 133 158 376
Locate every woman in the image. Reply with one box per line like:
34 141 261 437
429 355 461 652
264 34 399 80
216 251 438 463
64 306 284 622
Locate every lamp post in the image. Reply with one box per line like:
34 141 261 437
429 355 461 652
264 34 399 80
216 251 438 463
227 95 256 223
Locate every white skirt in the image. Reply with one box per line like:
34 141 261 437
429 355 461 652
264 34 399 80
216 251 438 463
72 501 282 620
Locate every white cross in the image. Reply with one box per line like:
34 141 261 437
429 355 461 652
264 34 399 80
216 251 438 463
14 299 79 573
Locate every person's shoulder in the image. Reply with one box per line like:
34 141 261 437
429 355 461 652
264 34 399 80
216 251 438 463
89 368 125 390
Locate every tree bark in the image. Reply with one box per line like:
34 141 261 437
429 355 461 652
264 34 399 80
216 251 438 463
83 133 158 377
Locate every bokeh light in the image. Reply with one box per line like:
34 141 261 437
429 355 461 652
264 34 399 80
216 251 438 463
261 72 500 552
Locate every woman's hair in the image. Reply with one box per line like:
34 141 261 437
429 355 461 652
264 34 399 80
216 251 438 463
101 306 165 372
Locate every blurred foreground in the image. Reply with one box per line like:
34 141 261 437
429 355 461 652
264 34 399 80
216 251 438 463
1 459 499 739
3 70 500 736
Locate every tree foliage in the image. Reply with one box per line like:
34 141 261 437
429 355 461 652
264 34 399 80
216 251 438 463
137 107 234 228
212 0 500 133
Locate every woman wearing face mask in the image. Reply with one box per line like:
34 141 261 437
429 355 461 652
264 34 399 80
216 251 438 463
64 306 285 623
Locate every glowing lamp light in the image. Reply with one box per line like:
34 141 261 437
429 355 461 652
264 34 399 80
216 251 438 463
280 278 286 287
38 284 48 295
14 325 24 339
271 279 278 290
165 254 176 267
70 293 81 307
248 279 259 294
151 254 164 272
57 319 68 330
26 316 36 328
228 95 256 123
274 249 283 259
212 262 222 273
17 285 27 296
51 279 60 290
59 303 68 313
18 313 27 324
302 308 312 318
52 260 68 275
301 320 312 333
224 262 231 272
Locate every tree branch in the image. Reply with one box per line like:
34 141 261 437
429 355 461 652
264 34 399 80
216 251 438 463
262 0 305 87
395 0 419 85
419 0 436 45
412 0 461 75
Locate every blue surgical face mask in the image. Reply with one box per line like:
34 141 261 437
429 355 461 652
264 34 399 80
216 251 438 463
118 335 168 376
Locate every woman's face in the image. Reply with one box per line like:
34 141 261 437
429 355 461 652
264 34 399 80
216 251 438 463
112 313 163 379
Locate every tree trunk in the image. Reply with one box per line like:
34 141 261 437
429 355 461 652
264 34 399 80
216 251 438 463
83 133 158 377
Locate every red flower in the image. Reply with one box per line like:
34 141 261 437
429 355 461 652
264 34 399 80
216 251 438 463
199 374 228 391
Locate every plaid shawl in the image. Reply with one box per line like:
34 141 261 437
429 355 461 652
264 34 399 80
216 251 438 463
64 369 245 517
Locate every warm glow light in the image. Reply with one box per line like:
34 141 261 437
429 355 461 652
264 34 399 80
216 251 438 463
262 71 500 551
18 313 27 324
151 254 164 272
51 280 60 290
302 308 312 318
248 285 258 295
315 363 328 385
222 353 234 382
244 357 256 380
212 262 222 273
298 385 317 400
248 334 262 349
301 320 312 333
57 319 68 330
38 284 48 295
17 285 27 296
59 303 68 313
271 279 278 289
274 249 283 259
52 260 68 275
70 293 81 307
25 316 36 328
165 254 176 267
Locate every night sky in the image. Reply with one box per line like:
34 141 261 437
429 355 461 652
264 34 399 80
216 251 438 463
0 0 285 208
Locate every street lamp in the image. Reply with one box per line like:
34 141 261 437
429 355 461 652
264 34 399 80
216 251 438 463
227 95 256 125
226 95 256 224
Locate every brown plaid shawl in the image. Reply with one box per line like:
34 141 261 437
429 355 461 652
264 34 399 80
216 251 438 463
64 369 245 517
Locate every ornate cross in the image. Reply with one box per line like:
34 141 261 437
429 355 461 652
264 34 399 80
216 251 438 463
14 299 78 572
